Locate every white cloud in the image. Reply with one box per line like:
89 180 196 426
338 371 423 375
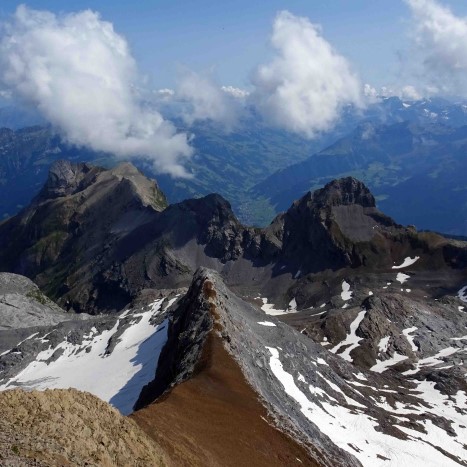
379 85 423 100
251 10 363 138
0 6 193 177
155 88 175 100
405 0 467 96
399 85 423 100
221 85 250 99
176 70 241 128
363 84 381 103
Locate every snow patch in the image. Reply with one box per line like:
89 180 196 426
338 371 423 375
258 321 276 327
396 272 410 284
403 347 460 375
330 310 366 362
341 281 352 301
451 335 467 341
288 298 297 312
370 352 408 373
261 298 287 316
457 285 467 303
378 336 390 353
392 256 420 269
402 327 418 352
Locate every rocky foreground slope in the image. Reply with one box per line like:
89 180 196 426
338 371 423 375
1 267 464 465
132 269 467 467
0 388 167 466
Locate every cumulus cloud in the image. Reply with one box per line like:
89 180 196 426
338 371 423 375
251 10 363 137
0 6 193 177
405 0 467 96
176 71 241 128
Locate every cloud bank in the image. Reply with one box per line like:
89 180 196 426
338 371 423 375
251 11 363 138
176 71 243 129
405 0 467 96
0 6 192 177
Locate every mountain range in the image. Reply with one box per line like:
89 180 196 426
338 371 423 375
254 121 467 235
0 161 465 466
1 96 467 233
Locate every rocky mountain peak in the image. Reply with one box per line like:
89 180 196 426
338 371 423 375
182 193 234 221
38 159 102 200
106 162 168 211
38 160 167 212
311 176 376 209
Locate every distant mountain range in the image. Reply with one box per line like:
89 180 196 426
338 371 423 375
0 96 466 233
253 121 467 235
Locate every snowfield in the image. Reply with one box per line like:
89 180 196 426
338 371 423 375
0 298 175 415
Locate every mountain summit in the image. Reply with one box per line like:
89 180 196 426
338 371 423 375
0 163 465 314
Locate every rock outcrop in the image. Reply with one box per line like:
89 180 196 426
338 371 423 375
0 272 73 330
0 388 167 466
133 269 467 466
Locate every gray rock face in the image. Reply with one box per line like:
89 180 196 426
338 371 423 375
38 159 102 199
136 269 467 466
0 272 74 331
312 177 376 208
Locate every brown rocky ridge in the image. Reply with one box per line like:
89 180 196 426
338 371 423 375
0 388 167 467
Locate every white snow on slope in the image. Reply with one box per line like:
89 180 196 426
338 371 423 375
258 321 276 327
288 298 297 312
392 256 420 269
458 285 467 303
261 298 287 316
402 347 460 376
402 327 418 352
261 296 300 315
396 273 410 284
341 281 352 301
266 347 466 467
330 310 366 362
0 298 172 415
370 352 408 373
377 336 390 353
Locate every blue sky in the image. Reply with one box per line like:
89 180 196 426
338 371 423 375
1 0 466 90
1 0 467 175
